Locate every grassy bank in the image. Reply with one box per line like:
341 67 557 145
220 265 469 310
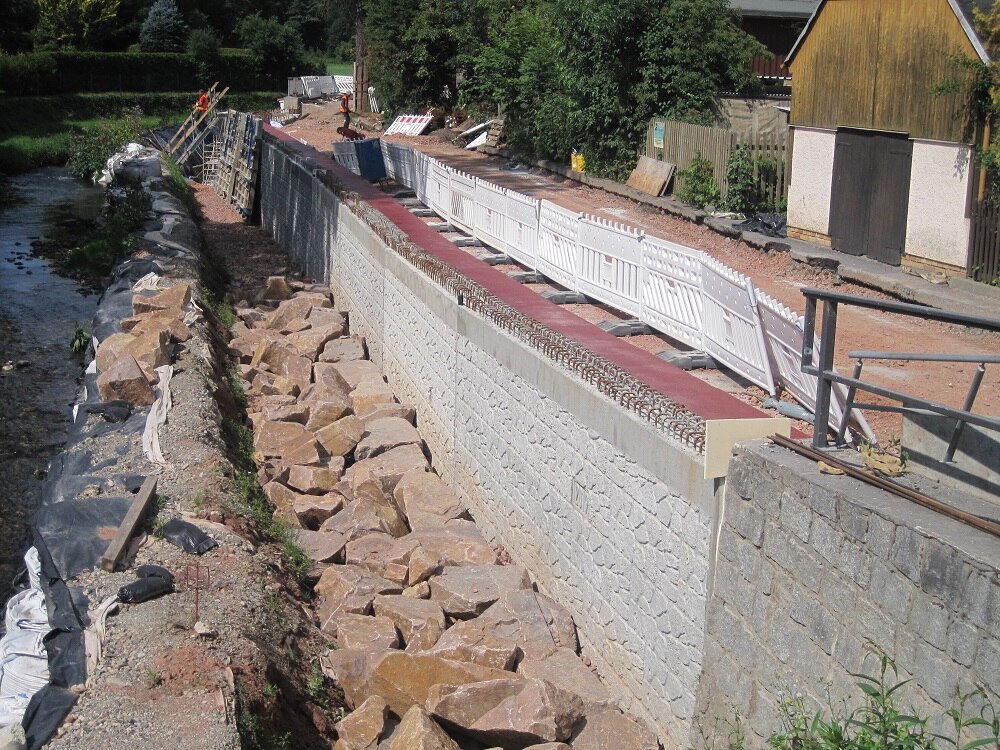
0 91 280 175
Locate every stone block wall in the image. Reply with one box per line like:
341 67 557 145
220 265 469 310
261 138 718 745
698 440 1000 745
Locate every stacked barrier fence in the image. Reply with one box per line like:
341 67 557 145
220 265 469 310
374 141 869 436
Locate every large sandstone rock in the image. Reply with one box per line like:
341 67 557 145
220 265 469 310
320 648 383 709
287 464 343 495
365 652 510 717
306 306 346 327
343 534 421 585
346 444 430 494
301 380 352 404
315 565 403 631
95 332 137 373
334 694 389 750
390 706 460 750
262 402 310 424
294 529 347 563
426 678 583 746
569 706 660 750
429 565 532 619
351 379 397 416
319 335 366 363
228 330 282 362
517 648 612 705
254 420 312 458
280 354 313 392
288 322 344 360
425 624 522 671
315 415 364 457
132 282 191 315
394 470 468 530
331 359 384 389
305 399 352 432
256 275 293 302
411 521 498 568
355 417 423 462
96 355 155 406
293 492 346 529
373 595 446 653
335 614 401 651
129 308 191 343
432 590 577 663
322 482 409 540
251 339 300 373
523 744 571 749
266 295 328 331
120 329 171 381
359 403 416 425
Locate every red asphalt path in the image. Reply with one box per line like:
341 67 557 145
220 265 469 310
265 126 768 423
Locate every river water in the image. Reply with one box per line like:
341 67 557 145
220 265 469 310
0 168 104 596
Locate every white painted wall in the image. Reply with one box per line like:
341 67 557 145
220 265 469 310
904 141 972 270
786 127 836 235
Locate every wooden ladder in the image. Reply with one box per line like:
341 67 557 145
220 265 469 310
166 82 229 156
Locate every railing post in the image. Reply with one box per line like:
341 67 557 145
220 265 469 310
812 300 839 449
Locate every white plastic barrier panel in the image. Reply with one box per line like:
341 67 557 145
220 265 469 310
577 215 643 317
640 236 705 349
330 141 360 175
300 75 323 98
317 75 336 95
413 150 430 204
756 291 875 442
700 256 775 394
449 169 476 234
379 140 397 182
334 75 354 93
473 178 509 253
287 77 305 96
426 159 451 220
537 200 580 290
391 144 416 189
505 190 540 269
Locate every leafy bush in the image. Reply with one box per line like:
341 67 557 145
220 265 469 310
188 28 222 83
67 105 143 179
723 144 759 216
237 14 306 88
677 151 721 209
140 0 189 52
65 187 151 279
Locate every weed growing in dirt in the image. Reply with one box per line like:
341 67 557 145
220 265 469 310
306 659 328 707
269 518 312 592
262 682 280 700
145 668 163 688
204 291 236 332
235 682 263 747
227 363 247 409
163 154 200 217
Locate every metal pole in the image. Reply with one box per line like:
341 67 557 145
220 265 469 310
836 359 864 445
812 300 838 449
944 364 986 462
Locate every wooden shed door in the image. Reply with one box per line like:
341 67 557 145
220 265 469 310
829 130 912 266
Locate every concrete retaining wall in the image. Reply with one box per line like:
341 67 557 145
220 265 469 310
699 440 1000 744
261 136 718 745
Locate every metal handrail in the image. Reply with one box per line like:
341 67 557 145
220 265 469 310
800 288 1000 460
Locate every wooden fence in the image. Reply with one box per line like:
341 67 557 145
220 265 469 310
970 200 1000 283
645 119 790 209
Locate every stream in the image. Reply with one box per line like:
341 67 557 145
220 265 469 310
0 167 104 598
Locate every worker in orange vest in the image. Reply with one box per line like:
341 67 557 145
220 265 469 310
339 92 352 129
195 90 209 113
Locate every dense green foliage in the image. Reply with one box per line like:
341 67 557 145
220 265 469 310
367 0 766 178
237 14 308 88
67 103 143 178
139 0 189 52
677 151 720 208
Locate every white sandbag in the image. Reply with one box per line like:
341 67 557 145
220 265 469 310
0 631 49 696
0 694 30 734
4 591 48 635
23 549 40 592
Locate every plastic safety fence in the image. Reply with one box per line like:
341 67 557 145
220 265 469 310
413 150 430 204
299 75 324 98
639 236 705 350
756 291 875 442
380 141 416 188
448 169 476 235
699 256 775 394
335 75 353 93
316 75 337 96
331 140 361 175
577 215 643 318
537 200 581 291
426 159 451 222
473 178 510 253
384 115 434 136
504 190 540 268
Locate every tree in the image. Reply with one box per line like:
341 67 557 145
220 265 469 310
0 0 39 52
238 13 306 85
140 0 189 52
34 0 121 49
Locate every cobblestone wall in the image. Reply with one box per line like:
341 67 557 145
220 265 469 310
698 440 1000 745
261 139 716 745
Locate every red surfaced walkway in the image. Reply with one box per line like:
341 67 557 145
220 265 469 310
264 126 769 424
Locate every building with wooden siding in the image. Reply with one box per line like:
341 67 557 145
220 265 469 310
784 0 989 273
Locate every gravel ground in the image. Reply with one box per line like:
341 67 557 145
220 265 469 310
281 102 999 442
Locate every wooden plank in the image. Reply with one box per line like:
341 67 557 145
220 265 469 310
101 476 158 572
626 155 675 196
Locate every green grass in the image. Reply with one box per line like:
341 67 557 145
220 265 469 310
325 61 353 76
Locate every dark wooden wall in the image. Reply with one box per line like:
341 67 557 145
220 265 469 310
789 0 980 142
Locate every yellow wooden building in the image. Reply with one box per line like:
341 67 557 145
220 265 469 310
784 0 990 274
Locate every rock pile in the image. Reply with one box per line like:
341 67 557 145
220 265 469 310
231 278 659 750
94 282 194 405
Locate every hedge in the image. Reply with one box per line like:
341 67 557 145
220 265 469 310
0 51 286 96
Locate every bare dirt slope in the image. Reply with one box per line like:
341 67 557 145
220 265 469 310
279 103 999 443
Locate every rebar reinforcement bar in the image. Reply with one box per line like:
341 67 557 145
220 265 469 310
769 434 1000 538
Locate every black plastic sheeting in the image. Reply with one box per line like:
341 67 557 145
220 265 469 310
159 518 219 555
734 212 787 238
119 565 175 604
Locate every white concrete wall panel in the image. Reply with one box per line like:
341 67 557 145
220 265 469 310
905 141 972 269
786 128 836 235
